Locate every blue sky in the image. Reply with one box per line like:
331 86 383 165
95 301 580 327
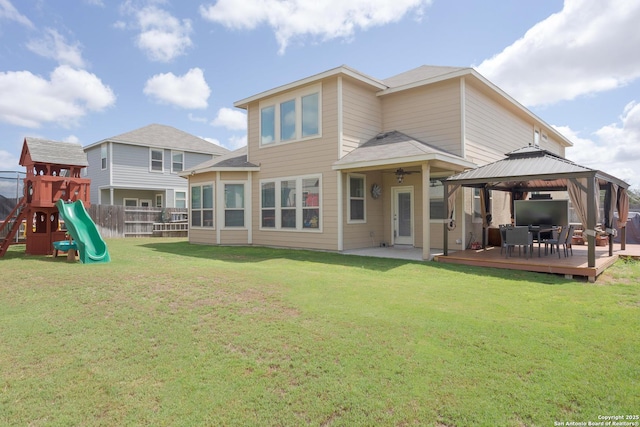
1 0 639 189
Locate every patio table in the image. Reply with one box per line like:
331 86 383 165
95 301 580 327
528 226 556 257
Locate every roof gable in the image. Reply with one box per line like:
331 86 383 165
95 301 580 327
86 124 229 156
183 146 259 175
20 137 88 167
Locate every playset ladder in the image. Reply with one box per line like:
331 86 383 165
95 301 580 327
0 197 28 258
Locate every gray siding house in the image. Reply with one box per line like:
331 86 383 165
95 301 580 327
84 124 228 208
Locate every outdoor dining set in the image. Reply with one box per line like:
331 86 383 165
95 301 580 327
499 224 575 259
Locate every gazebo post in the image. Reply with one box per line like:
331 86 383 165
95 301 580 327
586 176 596 268
443 181 449 256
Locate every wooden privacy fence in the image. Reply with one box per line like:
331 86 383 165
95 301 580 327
87 205 188 238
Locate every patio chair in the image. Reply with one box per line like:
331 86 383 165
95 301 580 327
564 225 576 256
542 226 570 258
504 226 533 259
499 224 513 255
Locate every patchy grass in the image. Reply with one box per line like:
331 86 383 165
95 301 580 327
1 238 638 426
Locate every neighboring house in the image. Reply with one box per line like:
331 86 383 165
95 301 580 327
84 124 229 208
183 65 572 259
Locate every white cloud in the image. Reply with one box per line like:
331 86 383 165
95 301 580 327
211 107 246 131
477 0 640 107
0 149 19 170
0 0 34 28
225 134 247 150
561 100 640 189
200 0 431 54
143 68 210 109
0 65 116 128
123 3 193 62
27 28 86 68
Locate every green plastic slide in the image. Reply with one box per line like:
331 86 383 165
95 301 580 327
55 199 110 263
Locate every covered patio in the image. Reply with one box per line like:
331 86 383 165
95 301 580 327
440 147 631 282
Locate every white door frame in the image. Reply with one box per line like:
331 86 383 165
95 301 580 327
392 186 414 246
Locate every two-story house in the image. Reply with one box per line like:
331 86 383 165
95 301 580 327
84 124 228 208
183 65 572 259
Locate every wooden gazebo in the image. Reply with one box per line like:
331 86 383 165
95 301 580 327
442 147 630 269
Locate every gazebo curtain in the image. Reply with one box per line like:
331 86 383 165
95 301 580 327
567 178 589 229
446 184 461 223
479 187 492 227
617 187 630 227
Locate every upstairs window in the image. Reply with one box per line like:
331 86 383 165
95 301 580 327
259 84 321 146
100 144 108 170
172 151 184 173
150 149 163 172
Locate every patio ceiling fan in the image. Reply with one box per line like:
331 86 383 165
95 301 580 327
394 168 416 183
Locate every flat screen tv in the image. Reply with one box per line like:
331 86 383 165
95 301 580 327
514 199 569 227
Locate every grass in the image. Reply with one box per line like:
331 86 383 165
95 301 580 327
1 238 638 426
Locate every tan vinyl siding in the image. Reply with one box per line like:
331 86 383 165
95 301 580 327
220 230 249 244
465 82 533 165
341 79 382 157
342 171 384 250
381 80 462 156
246 78 341 251
189 228 216 245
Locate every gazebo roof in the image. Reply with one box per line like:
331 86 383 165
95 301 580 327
446 146 629 191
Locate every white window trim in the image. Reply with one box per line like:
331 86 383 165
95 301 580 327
171 151 184 174
347 173 366 224
222 181 248 230
174 190 187 209
259 174 322 232
150 148 164 173
190 183 215 229
155 193 164 208
100 144 108 170
140 199 152 208
259 83 322 148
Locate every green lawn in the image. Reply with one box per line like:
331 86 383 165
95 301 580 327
1 238 638 426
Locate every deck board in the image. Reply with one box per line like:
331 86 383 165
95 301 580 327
435 242 639 282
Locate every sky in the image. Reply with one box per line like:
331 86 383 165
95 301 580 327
0 0 639 190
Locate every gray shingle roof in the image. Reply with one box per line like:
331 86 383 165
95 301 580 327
22 137 88 167
446 146 629 190
333 131 472 169
183 146 259 174
88 124 229 156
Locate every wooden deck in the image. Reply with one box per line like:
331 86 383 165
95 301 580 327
435 242 640 282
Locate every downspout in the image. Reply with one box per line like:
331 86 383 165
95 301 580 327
216 171 221 245
337 76 344 251
247 172 252 245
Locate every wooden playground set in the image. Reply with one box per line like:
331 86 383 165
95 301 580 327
0 138 109 263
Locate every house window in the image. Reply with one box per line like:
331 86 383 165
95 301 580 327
124 198 138 207
175 191 186 208
140 199 152 208
280 99 296 141
348 174 365 222
155 194 163 208
172 151 184 173
260 175 322 231
429 179 445 220
259 84 321 146
224 184 245 227
261 105 275 144
150 149 164 172
261 182 276 228
302 178 320 229
302 93 319 137
191 184 214 228
101 144 108 170
473 188 493 223
281 180 297 228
